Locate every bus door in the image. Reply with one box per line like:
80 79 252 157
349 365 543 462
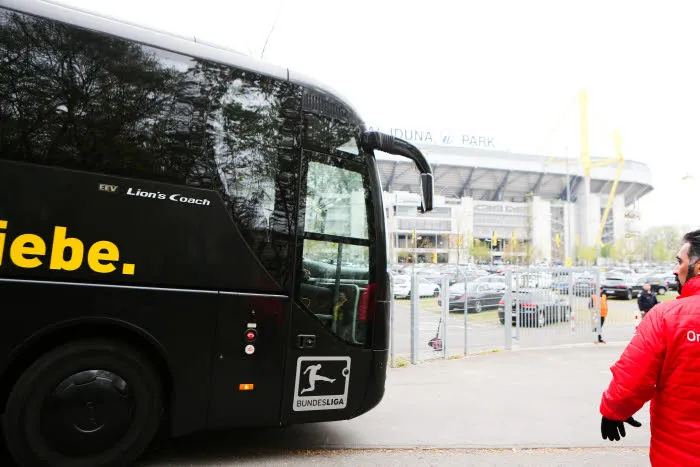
281 149 376 423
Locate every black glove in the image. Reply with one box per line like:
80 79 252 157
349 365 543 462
601 416 642 441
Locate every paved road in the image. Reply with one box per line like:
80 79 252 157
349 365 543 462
143 448 650 466
137 341 651 466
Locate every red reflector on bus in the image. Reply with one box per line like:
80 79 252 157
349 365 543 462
239 383 254 391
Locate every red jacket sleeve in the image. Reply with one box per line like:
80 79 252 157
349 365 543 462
600 307 667 420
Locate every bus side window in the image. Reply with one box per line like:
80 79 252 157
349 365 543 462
0 7 302 290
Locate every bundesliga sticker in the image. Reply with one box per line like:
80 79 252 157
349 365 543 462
293 356 351 411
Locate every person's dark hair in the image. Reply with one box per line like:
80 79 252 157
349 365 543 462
683 229 700 263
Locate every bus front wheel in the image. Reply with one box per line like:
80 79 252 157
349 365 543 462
3 338 163 467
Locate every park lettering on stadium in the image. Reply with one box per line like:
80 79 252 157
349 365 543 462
367 126 496 149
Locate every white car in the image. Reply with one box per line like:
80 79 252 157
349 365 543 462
392 275 441 298
474 275 507 292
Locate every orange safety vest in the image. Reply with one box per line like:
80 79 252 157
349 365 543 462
591 293 608 318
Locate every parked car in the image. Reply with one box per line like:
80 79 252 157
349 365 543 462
550 272 573 295
440 282 504 313
600 276 640 300
498 289 572 327
607 267 636 276
392 275 441 298
641 275 671 295
662 275 679 291
572 274 598 297
474 274 507 292
516 272 553 289
550 279 571 295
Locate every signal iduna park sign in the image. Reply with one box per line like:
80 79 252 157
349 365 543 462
367 126 496 149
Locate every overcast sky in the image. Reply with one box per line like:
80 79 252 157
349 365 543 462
58 0 700 231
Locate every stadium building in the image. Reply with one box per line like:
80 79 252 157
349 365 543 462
376 139 653 265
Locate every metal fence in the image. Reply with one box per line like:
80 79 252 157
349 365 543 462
388 266 638 367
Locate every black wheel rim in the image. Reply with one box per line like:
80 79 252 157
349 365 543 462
40 370 135 456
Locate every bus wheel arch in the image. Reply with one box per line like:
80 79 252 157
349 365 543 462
3 336 166 466
0 319 174 430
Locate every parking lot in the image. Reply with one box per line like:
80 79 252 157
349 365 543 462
389 287 678 365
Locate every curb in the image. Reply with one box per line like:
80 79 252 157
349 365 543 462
509 340 629 352
285 443 650 451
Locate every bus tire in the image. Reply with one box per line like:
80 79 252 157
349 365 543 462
3 338 162 467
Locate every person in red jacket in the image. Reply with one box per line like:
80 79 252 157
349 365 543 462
599 229 700 465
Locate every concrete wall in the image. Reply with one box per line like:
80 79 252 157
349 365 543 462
612 194 626 244
576 178 601 248
450 197 474 263
530 196 552 261
563 202 578 261
453 197 474 242
588 193 601 246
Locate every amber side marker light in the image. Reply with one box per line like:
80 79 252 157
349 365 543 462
239 383 254 391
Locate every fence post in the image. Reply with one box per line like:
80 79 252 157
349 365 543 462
595 267 602 342
514 269 520 340
569 267 575 336
505 269 513 350
442 275 449 360
463 271 469 356
410 273 419 365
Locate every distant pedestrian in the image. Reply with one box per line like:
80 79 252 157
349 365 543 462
599 229 700 465
599 291 608 343
636 281 658 319
589 291 608 343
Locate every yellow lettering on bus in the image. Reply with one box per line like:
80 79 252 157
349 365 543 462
1 221 135 275
0 220 7 266
10 234 46 268
87 241 119 273
49 226 84 271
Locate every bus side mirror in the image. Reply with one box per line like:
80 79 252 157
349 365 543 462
361 131 434 213
419 173 434 213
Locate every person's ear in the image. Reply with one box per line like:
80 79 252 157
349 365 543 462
694 260 700 277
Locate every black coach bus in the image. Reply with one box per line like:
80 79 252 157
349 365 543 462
0 1 433 465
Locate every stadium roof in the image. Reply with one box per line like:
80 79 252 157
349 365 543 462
376 144 653 206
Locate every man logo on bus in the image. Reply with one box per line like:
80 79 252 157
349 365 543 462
293 356 351 411
301 364 335 394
